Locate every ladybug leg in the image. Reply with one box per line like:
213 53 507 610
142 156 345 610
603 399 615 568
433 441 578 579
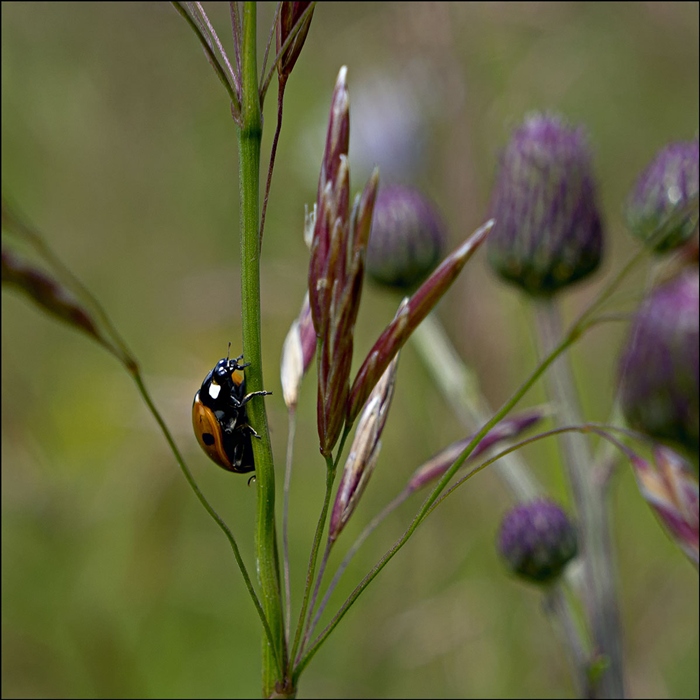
241 423 262 440
232 354 251 370
221 413 240 434
231 440 246 471
239 389 273 407
228 389 272 409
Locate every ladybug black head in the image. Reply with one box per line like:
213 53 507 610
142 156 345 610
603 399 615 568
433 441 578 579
213 358 235 381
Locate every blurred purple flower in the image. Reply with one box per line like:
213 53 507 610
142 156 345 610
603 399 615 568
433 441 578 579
625 140 699 253
487 113 604 296
366 184 447 291
618 269 699 458
498 499 578 584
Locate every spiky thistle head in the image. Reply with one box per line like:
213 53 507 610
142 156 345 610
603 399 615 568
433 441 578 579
487 113 604 296
498 499 578 584
618 269 699 460
625 140 699 253
365 184 447 291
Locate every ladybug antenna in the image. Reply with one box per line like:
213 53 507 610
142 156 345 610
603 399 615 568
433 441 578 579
226 342 231 361
247 474 257 487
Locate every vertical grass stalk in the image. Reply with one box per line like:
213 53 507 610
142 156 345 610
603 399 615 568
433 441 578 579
237 3 286 694
534 299 624 698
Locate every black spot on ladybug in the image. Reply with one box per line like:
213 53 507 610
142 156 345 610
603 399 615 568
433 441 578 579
202 433 215 445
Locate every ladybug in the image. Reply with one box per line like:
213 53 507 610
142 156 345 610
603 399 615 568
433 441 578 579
192 351 271 473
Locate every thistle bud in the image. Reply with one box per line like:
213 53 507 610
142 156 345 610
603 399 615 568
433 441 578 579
618 269 699 458
487 113 603 296
625 140 699 253
366 185 447 291
497 499 578 584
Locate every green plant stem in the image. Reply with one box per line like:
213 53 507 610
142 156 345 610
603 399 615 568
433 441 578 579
294 321 579 680
258 2 281 90
290 425 350 665
429 427 589 512
129 369 281 670
592 402 624 488
171 2 241 116
1 199 284 675
283 408 297 645
290 451 337 665
293 284 633 680
533 299 624 699
2 199 136 367
307 489 412 642
412 313 540 501
544 584 591 698
300 536 333 656
412 312 598 685
237 4 286 694
259 79 286 249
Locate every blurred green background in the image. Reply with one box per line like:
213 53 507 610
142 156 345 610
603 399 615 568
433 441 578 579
2 2 698 697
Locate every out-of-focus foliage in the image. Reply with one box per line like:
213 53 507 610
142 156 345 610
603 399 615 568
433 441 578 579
2 3 698 698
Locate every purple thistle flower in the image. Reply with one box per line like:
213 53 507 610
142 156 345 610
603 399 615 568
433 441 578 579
498 499 578 584
625 140 699 253
618 269 699 458
487 113 604 296
366 184 447 291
